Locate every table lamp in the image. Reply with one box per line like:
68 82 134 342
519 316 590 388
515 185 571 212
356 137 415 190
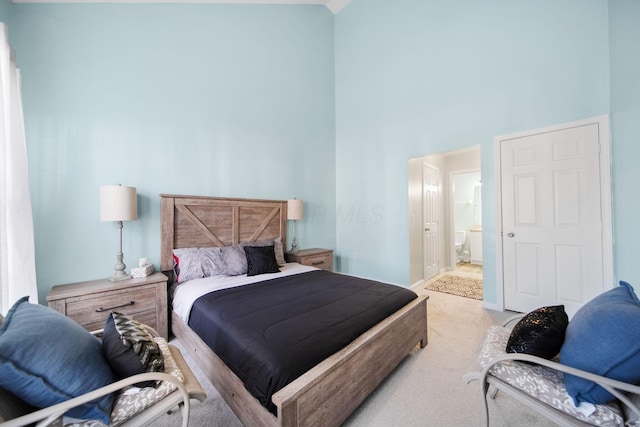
100 185 137 281
287 198 303 252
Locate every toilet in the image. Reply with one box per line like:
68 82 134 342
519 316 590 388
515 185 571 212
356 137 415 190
454 230 466 257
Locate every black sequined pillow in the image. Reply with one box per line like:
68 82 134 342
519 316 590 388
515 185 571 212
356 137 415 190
102 312 164 388
506 305 569 359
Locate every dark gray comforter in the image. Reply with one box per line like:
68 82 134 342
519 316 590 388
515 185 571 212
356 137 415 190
188 270 417 414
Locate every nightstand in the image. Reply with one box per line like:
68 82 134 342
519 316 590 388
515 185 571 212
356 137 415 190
47 272 169 339
285 248 334 272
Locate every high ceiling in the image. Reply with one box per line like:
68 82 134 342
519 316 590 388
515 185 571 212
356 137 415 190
12 0 352 14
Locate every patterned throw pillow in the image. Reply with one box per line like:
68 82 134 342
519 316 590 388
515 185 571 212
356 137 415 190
109 338 183 424
102 312 164 388
173 247 225 282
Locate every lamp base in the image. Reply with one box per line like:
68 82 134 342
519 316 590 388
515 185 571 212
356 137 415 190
108 271 131 282
109 229 130 282
290 220 299 252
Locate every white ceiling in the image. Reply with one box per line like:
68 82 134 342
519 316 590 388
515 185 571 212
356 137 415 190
11 0 352 14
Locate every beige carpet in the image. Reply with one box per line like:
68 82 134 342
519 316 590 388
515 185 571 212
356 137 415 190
425 273 483 300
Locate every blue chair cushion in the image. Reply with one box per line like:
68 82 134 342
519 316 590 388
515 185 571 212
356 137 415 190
560 281 640 405
0 297 115 423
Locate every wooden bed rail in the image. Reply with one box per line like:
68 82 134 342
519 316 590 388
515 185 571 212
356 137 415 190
273 294 428 427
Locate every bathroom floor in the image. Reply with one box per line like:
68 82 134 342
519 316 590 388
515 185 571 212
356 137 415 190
454 262 482 277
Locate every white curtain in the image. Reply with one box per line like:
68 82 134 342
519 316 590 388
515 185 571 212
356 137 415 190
0 22 37 314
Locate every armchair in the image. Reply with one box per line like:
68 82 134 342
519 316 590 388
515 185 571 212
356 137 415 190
464 315 640 426
0 298 206 427
2 346 205 427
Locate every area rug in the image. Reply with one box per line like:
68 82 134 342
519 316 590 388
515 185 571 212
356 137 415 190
425 274 483 300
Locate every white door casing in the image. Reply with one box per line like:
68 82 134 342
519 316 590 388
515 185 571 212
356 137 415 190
494 115 613 317
423 163 439 281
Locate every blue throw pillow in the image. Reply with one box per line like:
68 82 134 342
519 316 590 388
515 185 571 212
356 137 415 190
560 281 640 405
0 297 115 423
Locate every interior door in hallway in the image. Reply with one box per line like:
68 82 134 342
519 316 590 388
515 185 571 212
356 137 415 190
423 163 439 281
500 121 608 317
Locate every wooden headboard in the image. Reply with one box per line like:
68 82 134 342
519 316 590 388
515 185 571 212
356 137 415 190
160 194 288 272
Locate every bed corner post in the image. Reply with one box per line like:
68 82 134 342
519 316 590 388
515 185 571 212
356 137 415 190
420 295 429 348
277 402 297 427
160 195 175 272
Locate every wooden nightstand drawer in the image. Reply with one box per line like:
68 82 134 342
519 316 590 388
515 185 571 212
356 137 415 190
65 285 157 332
285 248 334 272
47 273 169 339
304 254 332 270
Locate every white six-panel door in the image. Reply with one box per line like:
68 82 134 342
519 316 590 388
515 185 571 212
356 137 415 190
499 119 611 317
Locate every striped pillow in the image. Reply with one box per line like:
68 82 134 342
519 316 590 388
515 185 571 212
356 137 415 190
102 312 164 388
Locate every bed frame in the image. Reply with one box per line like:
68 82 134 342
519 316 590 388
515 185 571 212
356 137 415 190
160 194 429 427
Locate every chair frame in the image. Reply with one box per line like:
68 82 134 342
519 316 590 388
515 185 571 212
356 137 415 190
3 372 188 427
464 316 640 426
1 330 206 427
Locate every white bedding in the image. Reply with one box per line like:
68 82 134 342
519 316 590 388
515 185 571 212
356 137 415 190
173 262 319 323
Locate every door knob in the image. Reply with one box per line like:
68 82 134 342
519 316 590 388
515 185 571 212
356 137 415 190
506 232 515 238
425 228 430 231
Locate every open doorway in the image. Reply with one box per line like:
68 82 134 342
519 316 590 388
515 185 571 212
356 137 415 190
408 146 482 290
450 170 482 277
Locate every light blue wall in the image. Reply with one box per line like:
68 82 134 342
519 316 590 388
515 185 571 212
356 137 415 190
11 4 336 303
9 0 639 307
334 0 611 302
0 0 10 25
609 0 640 285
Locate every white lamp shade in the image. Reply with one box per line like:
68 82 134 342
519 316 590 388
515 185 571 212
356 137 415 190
287 199 303 221
100 185 138 221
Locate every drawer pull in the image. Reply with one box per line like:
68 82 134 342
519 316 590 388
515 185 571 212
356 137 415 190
95 301 135 313
311 261 325 266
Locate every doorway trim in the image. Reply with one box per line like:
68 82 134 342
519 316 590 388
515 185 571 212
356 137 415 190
493 114 613 312
423 162 440 281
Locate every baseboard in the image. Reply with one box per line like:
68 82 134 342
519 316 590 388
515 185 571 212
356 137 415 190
411 279 425 290
481 301 503 312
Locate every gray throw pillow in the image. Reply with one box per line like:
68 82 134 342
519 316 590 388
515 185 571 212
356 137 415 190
220 245 248 276
173 247 225 282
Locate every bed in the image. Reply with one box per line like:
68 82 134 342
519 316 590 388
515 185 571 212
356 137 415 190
160 194 429 427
